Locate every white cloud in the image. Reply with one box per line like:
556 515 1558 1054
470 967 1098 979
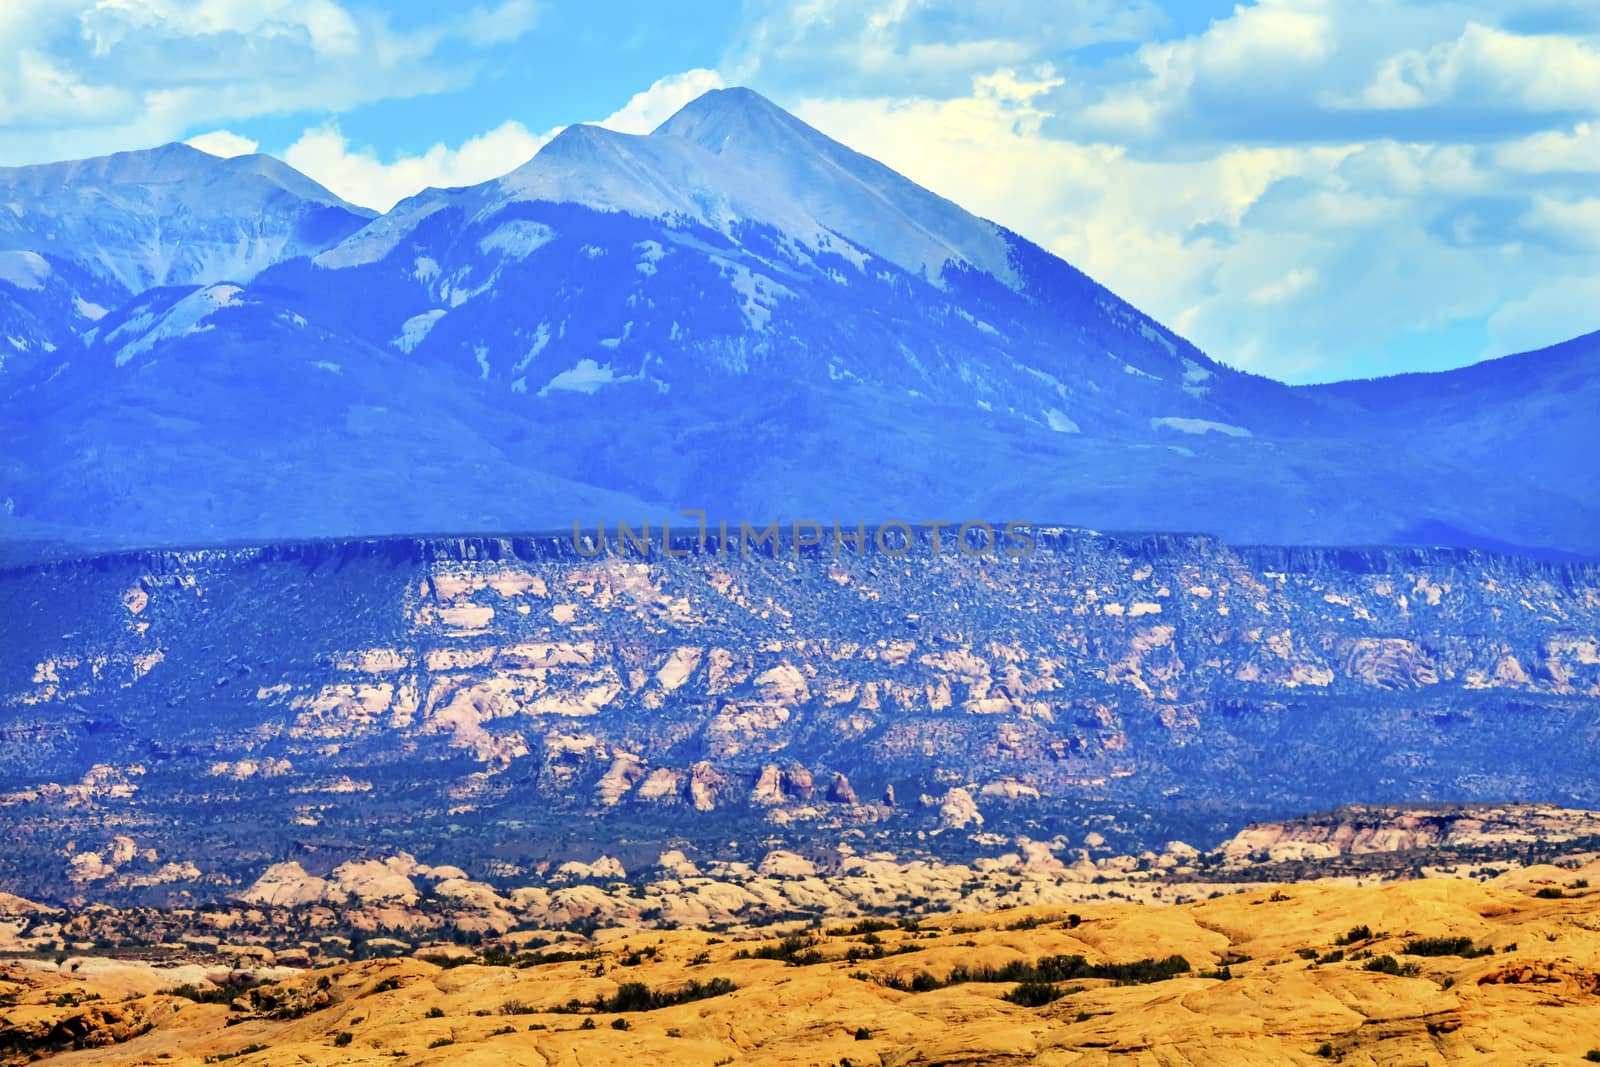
185 129 259 158
725 0 1163 96
1352 22 1600 111
1495 120 1600 172
1249 267 1319 304
461 0 540 46
282 121 553 212
599 68 725 135
1486 274 1600 356
1518 194 1600 252
0 0 540 166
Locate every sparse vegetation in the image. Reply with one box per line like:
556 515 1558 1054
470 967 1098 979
1403 935 1493 958
1335 925 1373 945
865 952 1191 994
1004 981 1073 1007
163 978 264 1005
733 933 824 966
1362 955 1420 977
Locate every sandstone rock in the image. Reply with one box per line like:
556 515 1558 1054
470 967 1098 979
827 772 858 804
939 787 982 829
687 761 729 811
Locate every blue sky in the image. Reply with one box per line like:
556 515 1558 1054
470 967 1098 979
1 0 1597 383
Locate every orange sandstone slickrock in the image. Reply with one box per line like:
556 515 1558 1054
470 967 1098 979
6 867 1600 1065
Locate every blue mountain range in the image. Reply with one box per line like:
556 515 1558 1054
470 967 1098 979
2 88 1595 557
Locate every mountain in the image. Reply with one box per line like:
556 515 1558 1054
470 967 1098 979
0 143 372 386
1 90 1595 555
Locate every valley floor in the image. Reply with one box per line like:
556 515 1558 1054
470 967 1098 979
7 863 1600 1065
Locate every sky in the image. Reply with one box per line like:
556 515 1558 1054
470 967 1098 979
1 1 1598 383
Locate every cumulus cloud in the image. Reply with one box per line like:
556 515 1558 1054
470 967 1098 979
185 129 259 158
599 68 726 134
282 121 553 212
1351 22 1600 112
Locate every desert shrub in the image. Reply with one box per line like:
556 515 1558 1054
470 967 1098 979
1004 982 1070 1007
1403 936 1492 958
164 978 264 1005
1335 925 1372 946
333 1032 353 1047
1362 955 1419 977
733 934 824 966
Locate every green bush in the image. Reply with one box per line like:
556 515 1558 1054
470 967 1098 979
1004 982 1070 1007
1403 936 1492 958
1335 925 1372 946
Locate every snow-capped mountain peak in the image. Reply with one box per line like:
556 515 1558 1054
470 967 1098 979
0 143 373 296
652 87 1020 287
484 88 1018 287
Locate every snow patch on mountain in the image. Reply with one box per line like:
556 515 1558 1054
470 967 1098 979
723 262 789 331
635 240 666 276
479 220 555 260
538 358 636 396
1153 417 1252 438
0 250 49 290
1140 321 1178 358
315 198 447 270
1045 409 1081 433
393 309 446 353
110 284 244 367
73 295 108 321
513 322 551 374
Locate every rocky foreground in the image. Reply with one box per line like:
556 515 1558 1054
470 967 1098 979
6 862 1600 1065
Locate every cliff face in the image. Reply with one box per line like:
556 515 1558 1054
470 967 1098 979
2 528 1598 903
